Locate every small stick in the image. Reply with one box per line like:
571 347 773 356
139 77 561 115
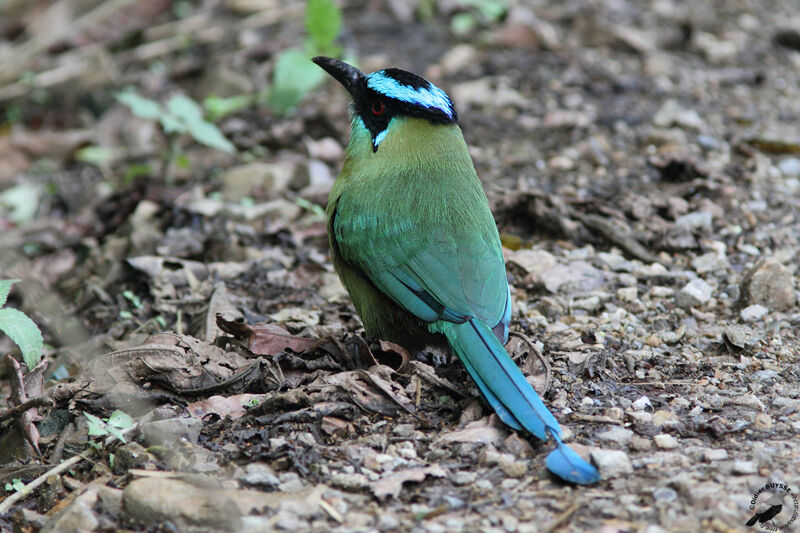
0 396 54 424
542 502 580 533
0 451 90 516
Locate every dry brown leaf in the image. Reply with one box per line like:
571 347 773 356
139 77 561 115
370 465 447 500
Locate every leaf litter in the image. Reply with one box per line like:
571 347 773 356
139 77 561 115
1 0 800 531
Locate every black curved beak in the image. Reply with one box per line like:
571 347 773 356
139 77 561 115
312 56 364 97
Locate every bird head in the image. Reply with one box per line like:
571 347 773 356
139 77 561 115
313 57 457 152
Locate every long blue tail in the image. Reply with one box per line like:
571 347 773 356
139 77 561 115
435 318 601 485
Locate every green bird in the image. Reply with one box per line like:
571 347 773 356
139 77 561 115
313 56 600 484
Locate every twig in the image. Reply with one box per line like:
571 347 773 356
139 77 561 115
0 396 54 424
542 502 580 533
569 210 664 266
508 331 552 395
0 451 91 516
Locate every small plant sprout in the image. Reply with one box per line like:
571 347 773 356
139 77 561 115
84 410 135 449
0 279 44 368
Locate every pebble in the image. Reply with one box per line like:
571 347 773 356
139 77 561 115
653 434 679 450
777 157 800 177
598 427 634 446
617 287 638 302
740 304 768 322
239 463 279 488
675 211 713 231
741 258 796 311
676 279 713 308
732 460 758 475
378 514 400 530
451 471 477 486
703 448 728 461
724 325 754 348
632 396 653 411
591 449 634 478
652 487 678 502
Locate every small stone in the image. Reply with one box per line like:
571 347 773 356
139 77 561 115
617 287 638 302
777 157 800 177
740 304 768 322
239 463 279 488
631 435 652 451
572 296 601 312
741 258 796 311
498 457 528 478
653 434 679 450
653 99 706 130
652 410 679 428
220 162 294 201
597 427 634 446
508 249 557 277
732 460 758 475
278 474 304 493
703 448 728 461
676 278 713 308
645 335 662 347
591 449 633 478
378 514 400 531
675 211 713 231
632 396 652 411
691 252 728 273
539 261 606 294
451 471 477 486
503 434 534 458
305 137 344 162
753 413 773 430
724 325 754 348
652 487 678 502
330 473 368 491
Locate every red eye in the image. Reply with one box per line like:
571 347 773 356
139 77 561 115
372 100 385 116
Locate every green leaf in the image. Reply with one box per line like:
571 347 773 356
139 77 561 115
117 91 162 120
159 112 186 134
105 425 127 444
166 95 205 125
187 120 236 154
269 49 326 114
0 307 43 368
0 279 20 307
306 0 341 51
75 146 117 165
0 183 42 225
84 412 108 437
107 410 134 430
204 95 254 121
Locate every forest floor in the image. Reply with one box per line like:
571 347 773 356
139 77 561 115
0 0 799 532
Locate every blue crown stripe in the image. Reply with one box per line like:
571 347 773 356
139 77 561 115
366 72 454 119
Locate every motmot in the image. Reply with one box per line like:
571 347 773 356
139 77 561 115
313 56 600 485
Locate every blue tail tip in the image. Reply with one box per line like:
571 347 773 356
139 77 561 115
545 443 601 485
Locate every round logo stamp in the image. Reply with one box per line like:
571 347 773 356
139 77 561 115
745 483 798 531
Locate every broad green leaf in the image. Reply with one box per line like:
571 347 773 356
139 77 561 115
166 94 204 125
159 112 186 134
204 95 254 121
269 49 326 114
107 410 134 430
84 413 107 437
0 307 43 368
306 0 341 51
0 279 20 307
0 183 41 225
75 146 117 165
117 91 162 120
187 120 236 154
105 425 127 444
